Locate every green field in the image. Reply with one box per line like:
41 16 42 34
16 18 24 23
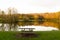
0 31 60 40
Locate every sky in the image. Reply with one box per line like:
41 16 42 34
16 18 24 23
0 0 60 13
0 0 59 31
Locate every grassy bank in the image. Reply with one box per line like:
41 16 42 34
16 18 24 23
0 31 60 40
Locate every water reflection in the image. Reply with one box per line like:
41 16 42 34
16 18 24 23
0 23 19 31
0 23 58 31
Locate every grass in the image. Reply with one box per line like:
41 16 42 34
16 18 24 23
0 31 60 40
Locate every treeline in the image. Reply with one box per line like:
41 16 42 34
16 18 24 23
0 8 60 31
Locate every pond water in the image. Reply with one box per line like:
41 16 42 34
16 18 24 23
0 23 58 31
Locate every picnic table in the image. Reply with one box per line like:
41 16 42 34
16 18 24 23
19 28 35 32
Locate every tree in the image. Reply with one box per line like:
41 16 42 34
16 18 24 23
7 8 18 31
1 11 5 31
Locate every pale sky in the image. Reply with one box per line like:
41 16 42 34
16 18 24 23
0 0 59 31
0 0 60 13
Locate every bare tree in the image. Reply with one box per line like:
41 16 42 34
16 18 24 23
1 11 5 31
7 8 18 31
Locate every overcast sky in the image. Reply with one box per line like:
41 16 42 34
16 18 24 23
0 0 59 31
0 0 60 13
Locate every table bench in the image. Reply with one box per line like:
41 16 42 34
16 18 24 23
19 28 35 32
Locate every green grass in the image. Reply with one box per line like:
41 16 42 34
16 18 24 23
0 31 60 40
